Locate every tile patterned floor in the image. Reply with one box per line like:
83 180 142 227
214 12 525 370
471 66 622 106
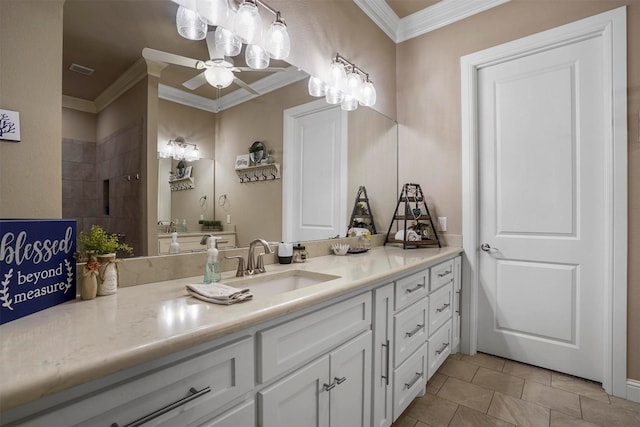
392 353 640 427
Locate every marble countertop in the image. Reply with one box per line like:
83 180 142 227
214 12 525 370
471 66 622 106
0 246 462 413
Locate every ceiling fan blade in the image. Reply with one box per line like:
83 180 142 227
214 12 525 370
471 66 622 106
236 67 287 72
142 48 200 69
232 77 260 95
183 72 208 90
205 31 225 61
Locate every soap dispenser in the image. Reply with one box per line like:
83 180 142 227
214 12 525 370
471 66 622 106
204 236 221 283
169 232 180 254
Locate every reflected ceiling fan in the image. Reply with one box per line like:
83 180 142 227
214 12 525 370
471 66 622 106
142 32 285 95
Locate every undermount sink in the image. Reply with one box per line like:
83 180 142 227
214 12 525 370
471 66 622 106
227 270 340 297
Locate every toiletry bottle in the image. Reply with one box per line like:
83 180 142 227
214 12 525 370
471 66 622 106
204 236 221 283
169 232 180 254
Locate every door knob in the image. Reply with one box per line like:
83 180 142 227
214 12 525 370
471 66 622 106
480 243 498 252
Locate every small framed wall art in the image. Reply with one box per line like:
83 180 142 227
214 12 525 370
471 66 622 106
0 109 21 142
235 154 250 169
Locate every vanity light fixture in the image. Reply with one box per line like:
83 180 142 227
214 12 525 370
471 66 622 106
308 54 376 110
175 0 291 68
159 137 201 162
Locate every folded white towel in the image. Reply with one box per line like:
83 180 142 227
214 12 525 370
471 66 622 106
186 283 253 305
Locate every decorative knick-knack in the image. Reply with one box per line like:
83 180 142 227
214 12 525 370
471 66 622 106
97 253 119 296
81 255 99 300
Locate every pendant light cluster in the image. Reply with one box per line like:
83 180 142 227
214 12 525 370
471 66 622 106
175 0 290 76
308 54 376 111
159 138 201 162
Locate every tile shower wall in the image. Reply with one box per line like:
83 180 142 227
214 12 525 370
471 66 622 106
62 121 142 256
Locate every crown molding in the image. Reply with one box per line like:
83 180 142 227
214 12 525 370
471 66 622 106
94 58 148 112
159 66 308 113
353 0 400 41
355 0 511 43
216 66 308 111
62 95 97 113
158 84 219 113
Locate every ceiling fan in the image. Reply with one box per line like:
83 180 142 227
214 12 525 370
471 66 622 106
142 32 285 95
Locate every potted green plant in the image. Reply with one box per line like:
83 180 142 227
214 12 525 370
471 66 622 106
76 225 133 297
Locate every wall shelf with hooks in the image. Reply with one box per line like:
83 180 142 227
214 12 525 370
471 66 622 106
168 176 194 192
235 163 280 183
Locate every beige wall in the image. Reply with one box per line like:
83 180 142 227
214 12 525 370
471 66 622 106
62 108 97 142
0 0 64 217
396 0 640 380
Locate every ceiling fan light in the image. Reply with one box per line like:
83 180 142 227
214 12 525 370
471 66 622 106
234 0 261 44
246 44 270 70
176 6 207 41
328 60 347 91
359 81 376 106
204 67 234 88
196 0 228 26
265 17 290 60
308 76 326 97
215 26 242 57
341 94 358 111
325 86 344 105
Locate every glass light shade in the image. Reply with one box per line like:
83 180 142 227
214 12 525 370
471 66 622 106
196 0 228 26
184 145 200 162
328 61 347 91
346 72 363 100
341 95 358 111
359 81 377 106
204 67 234 88
246 44 270 69
325 86 344 105
176 6 207 40
215 26 242 57
233 0 261 44
308 76 326 97
265 20 290 60
158 141 174 159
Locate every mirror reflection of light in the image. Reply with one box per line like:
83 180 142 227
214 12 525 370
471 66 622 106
159 300 204 334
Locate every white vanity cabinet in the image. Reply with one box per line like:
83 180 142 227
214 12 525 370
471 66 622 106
372 255 462 426
5 337 254 427
257 293 372 427
259 331 372 427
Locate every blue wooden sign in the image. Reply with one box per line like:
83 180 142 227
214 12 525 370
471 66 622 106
0 220 76 324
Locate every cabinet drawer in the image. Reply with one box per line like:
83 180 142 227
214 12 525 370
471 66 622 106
201 399 255 427
395 269 429 311
258 292 371 383
394 298 428 367
430 259 454 291
393 342 427 421
26 337 254 427
427 320 452 379
428 282 453 335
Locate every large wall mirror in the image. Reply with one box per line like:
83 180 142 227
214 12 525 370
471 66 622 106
61 0 397 256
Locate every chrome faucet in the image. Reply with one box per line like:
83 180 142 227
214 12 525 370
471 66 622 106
247 238 273 275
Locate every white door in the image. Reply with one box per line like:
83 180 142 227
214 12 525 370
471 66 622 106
476 34 606 381
283 100 347 242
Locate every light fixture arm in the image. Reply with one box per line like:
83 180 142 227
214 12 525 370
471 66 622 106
334 53 371 84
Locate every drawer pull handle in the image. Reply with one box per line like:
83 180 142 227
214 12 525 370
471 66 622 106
381 340 390 386
438 270 452 278
436 303 450 313
405 283 424 294
404 372 423 390
405 324 424 338
335 376 347 385
111 386 211 427
435 342 450 355
323 382 336 391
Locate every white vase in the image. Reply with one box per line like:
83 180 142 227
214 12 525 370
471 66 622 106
97 253 118 296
